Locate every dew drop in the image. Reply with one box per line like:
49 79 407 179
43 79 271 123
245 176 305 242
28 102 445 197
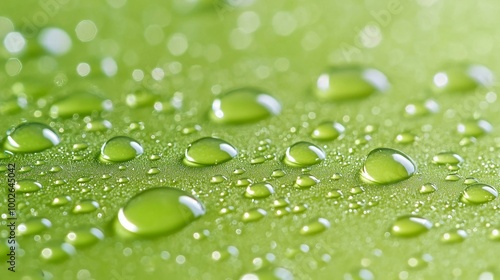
404 99 439 117
65 227 104 247
311 121 345 141
271 197 290 208
3 122 60 153
459 183 498 204
40 243 76 263
242 208 267 223
292 204 308 213
210 88 281 124
283 141 325 167
419 183 437 194
245 183 275 199
464 177 478 185
125 89 158 108
432 64 493 94
294 174 320 188
326 189 343 199
18 218 52 236
271 169 286 178
210 175 227 184
51 196 72 206
394 132 416 144
14 179 42 193
72 199 100 214
457 119 492 137
147 167 160 175
235 178 253 187
440 229 467 244
315 66 389 101
360 148 416 185
389 215 432 237
432 152 464 165
50 92 112 118
489 228 500 241
85 119 112 132
114 187 205 238
183 137 237 166
300 218 330 235
99 136 143 163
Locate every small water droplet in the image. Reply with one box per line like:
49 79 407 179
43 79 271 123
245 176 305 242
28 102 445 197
15 179 42 193
350 186 365 195
3 122 60 153
311 121 345 141
210 88 281 124
271 169 286 178
440 229 467 244
271 197 290 208
457 119 492 137
235 178 253 187
50 92 112 118
183 137 237 167
404 99 439 117
394 132 416 144
114 187 205 238
99 136 144 163
210 175 227 184
432 64 493 94
251 156 267 165
18 218 52 236
331 173 342 180
407 254 433 269
125 89 158 108
73 199 100 214
242 208 267 222
432 152 464 165
283 141 325 167
464 177 479 185
390 215 432 237
292 204 308 213
326 189 343 199
419 183 437 194
233 168 246 175
316 66 389 102
72 143 88 151
489 228 500 241
147 167 160 175
294 174 320 188
65 227 104 247
19 166 32 173
459 183 498 204
181 124 202 135
300 218 330 235
245 183 275 199
40 243 76 263
445 173 462 181
361 148 416 185
51 196 72 206
85 119 112 132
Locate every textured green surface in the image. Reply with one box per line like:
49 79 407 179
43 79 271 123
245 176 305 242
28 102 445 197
1 0 500 279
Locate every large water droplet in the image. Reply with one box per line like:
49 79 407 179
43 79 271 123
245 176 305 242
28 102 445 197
432 64 493 94
210 88 281 124
294 174 320 188
18 218 52 236
389 215 432 237
99 136 143 163
184 137 237 166
3 122 60 153
311 121 345 141
457 119 492 137
283 141 325 167
244 182 275 199
50 92 113 118
315 66 389 101
360 148 416 185
459 183 498 204
114 187 205 238
15 179 42 193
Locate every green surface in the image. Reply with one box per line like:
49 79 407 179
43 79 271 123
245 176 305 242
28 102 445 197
1 0 500 279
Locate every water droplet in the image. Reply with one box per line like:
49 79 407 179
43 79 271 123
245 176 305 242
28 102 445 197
292 204 308 213
271 197 290 208
283 141 325 167
315 66 389 101
459 183 498 204
15 179 42 193
294 174 320 188
184 137 237 166
445 173 462 181
432 64 493 94
389 215 432 237
331 173 342 180
235 178 253 187
18 218 52 236
245 183 275 199
73 199 100 214
50 92 112 118
72 143 88 151
361 148 416 185
300 218 330 235
242 208 267 222
40 243 75 263
125 89 158 108
0 96 27 115
326 189 343 199
419 183 437 194
99 136 143 163
464 177 479 185
240 266 293 280
440 229 467 244
147 167 160 175
457 119 492 137
210 175 227 184
432 152 464 165
489 228 500 241
394 132 416 144
350 186 365 195
210 88 281 124
404 99 439 117
51 196 72 206
85 119 112 132
311 121 345 141
65 227 104 247
407 254 433 269
274 207 291 217
251 156 267 165
18 166 32 173
233 168 246 175
114 187 205 238
271 169 286 178
49 166 62 173
3 122 60 153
